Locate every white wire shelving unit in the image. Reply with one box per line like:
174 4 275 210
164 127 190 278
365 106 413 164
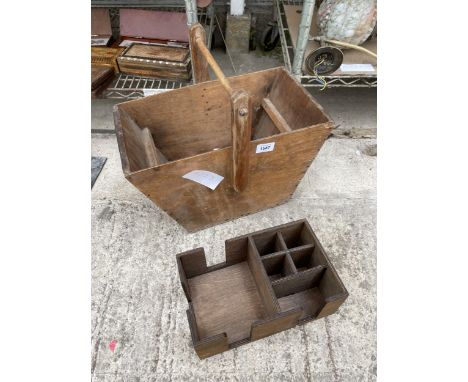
275 0 377 88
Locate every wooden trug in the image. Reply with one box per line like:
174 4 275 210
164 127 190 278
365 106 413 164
114 23 334 232
177 219 348 359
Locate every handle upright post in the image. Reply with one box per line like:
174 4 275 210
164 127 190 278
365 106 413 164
189 23 251 192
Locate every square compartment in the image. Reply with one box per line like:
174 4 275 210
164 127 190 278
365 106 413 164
290 247 319 272
280 221 315 249
262 253 295 281
252 232 285 256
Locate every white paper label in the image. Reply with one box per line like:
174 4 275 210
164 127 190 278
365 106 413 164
340 64 375 72
91 37 110 46
182 170 224 190
256 142 275 153
143 89 170 97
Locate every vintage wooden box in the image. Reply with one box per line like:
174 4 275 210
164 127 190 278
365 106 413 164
177 219 348 359
114 24 333 232
116 9 191 80
117 43 191 80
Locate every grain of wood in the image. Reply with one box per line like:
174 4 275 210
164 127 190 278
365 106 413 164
189 24 210 84
188 262 267 344
231 91 252 192
115 65 332 231
262 98 292 133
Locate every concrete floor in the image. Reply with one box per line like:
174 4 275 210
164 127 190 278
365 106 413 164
91 49 376 381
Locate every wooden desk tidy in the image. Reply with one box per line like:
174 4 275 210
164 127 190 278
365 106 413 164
177 219 348 359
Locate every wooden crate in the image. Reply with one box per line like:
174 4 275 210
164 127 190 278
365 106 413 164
114 24 333 232
91 47 123 72
177 219 348 359
117 43 191 80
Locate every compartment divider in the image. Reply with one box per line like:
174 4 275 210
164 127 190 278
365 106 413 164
284 252 297 274
289 243 315 252
272 265 327 299
261 97 293 133
260 251 288 261
289 245 317 271
276 232 289 252
246 237 281 317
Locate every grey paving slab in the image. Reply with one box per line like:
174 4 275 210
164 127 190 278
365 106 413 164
91 132 376 381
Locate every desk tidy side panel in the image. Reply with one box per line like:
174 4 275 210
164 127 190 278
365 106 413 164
176 220 348 359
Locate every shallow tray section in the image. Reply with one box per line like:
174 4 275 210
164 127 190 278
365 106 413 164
177 219 348 359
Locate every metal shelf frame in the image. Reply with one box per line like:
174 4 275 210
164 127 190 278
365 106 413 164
91 2 215 99
275 0 377 88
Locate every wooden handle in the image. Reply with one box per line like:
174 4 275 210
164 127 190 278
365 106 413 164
189 23 251 192
189 23 233 95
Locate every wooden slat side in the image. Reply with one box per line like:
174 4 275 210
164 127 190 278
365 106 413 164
193 333 229 359
316 294 348 319
268 70 331 130
141 127 160 167
177 248 208 278
117 109 170 172
250 308 302 341
127 123 332 232
187 304 230 358
119 68 279 161
224 237 249 265
303 220 348 299
177 254 191 301
118 109 148 172
272 265 326 299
